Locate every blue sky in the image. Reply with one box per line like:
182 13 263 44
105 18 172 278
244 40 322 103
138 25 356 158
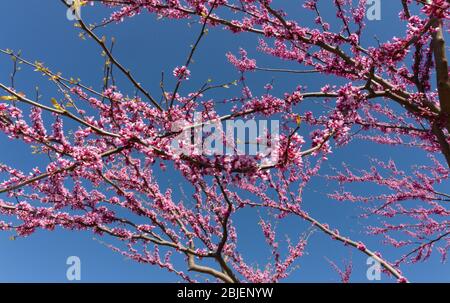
0 0 449 282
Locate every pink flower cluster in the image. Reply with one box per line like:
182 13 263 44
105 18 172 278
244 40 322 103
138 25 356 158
0 0 448 284
173 65 191 80
226 48 257 72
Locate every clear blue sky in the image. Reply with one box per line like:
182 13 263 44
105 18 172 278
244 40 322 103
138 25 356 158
0 0 448 282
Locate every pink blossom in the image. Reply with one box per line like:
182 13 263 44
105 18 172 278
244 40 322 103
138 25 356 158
173 66 191 80
226 48 257 72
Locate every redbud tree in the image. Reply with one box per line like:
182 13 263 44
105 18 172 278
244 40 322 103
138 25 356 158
0 0 449 283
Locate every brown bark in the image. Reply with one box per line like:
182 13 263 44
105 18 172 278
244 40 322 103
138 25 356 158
432 19 450 132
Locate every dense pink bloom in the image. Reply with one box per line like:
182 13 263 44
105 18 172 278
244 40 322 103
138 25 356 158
226 48 257 72
0 0 448 283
